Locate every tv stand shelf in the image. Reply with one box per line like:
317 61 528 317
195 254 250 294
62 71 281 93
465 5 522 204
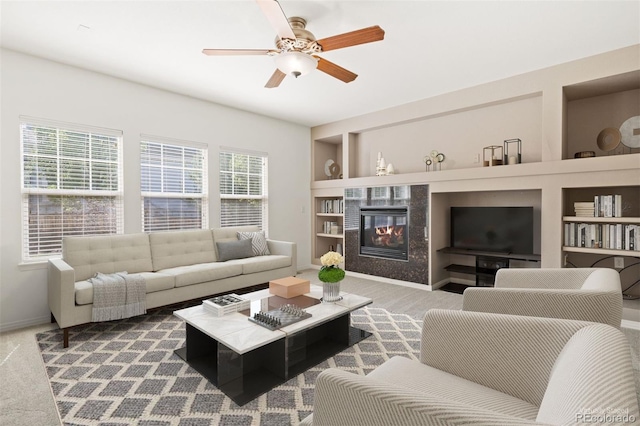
444 264 498 279
438 247 541 262
439 247 541 287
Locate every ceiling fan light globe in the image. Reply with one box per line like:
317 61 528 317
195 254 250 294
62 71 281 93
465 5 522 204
274 51 318 78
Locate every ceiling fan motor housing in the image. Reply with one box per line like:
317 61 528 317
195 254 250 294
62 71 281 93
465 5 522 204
276 17 322 54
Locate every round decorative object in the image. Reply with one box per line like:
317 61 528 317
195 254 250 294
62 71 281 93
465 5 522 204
574 151 595 158
620 115 640 148
324 159 334 177
328 162 341 178
436 153 445 162
430 150 439 158
596 128 621 151
423 156 432 165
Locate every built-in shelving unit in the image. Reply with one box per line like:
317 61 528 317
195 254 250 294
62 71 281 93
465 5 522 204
309 46 640 312
562 186 640 304
313 195 345 265
439 247 540 287
562 186 640 257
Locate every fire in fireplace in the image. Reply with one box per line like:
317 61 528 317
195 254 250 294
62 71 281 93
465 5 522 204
360 206 408 260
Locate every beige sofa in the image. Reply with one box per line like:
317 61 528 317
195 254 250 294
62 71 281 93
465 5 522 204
463 268 623 327
302 309 639 425
48 226 297 347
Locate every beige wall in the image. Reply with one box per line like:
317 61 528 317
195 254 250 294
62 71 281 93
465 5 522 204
567 88 640 157
354 95 542 176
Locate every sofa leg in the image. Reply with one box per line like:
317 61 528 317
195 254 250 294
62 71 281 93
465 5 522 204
63 328 69 348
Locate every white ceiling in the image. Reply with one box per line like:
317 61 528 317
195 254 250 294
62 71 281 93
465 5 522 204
2 1 639 127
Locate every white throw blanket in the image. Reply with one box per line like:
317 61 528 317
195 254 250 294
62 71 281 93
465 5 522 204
90 272 147 322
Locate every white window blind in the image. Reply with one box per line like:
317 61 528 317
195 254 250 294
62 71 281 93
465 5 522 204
20 119 123 261
141 139 208 231
219 150 268 230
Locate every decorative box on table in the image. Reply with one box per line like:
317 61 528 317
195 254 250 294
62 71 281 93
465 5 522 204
203 294 250 317
269 276 310 299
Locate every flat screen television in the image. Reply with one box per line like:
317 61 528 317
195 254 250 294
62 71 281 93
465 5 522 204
450 206 534 254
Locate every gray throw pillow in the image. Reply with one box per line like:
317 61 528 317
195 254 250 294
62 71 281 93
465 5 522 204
216 239 254 262
237 231 271 256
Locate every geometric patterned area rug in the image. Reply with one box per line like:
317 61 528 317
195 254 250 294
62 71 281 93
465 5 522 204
36 303 423 426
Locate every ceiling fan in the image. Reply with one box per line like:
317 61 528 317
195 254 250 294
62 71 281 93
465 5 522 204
202 0 385 88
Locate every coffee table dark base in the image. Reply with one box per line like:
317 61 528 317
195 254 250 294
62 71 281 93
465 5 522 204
175 312 371 406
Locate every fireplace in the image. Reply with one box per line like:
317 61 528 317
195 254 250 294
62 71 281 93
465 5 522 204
360 206 408 261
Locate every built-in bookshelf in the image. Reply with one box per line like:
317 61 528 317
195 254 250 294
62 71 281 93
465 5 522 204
314 195 345 265
563 187 640 256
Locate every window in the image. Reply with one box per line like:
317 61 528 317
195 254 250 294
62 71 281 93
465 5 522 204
140 137 208 232
20 118 123 261
219 149 268 230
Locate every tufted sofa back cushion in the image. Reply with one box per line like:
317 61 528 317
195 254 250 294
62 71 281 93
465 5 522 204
149 229 216 271
63 233 153 282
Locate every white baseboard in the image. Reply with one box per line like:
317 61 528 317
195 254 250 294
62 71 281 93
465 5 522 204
431 278 449 290
347 270 433 291
621 319 640 331
308 266 432 291
0 315 52 334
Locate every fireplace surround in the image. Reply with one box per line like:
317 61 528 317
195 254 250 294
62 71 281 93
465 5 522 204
345 185 429 284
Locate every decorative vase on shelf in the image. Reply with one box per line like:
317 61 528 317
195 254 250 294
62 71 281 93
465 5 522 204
318 251 345 302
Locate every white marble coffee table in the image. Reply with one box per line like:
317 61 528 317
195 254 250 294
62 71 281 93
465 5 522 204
173 284 372 405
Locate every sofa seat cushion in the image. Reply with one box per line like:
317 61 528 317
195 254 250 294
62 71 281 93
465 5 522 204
158 262 243 288
227 255 292 275
368 356 539 421
75 272 175 306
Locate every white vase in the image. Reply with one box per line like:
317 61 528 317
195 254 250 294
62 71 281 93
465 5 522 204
322 281 342 302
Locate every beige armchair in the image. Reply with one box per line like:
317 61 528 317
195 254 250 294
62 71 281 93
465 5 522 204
462 268 623 327
301 309 638 426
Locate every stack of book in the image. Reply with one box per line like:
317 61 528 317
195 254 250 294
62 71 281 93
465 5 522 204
322 221 342 234
321 199 344 214
564 223 639 251
203 294 250 317
593 194 623 218
574 202 595 217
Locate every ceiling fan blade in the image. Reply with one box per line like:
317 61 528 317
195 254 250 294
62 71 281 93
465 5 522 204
265 69 286 88
316 25 385 52
314 56 357 83
202 48 274 56
256 0 296 40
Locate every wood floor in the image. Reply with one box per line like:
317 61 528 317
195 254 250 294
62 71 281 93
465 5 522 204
296 269 464 320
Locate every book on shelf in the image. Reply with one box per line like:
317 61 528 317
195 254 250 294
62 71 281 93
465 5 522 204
564 222 639 251
574 201 594 217
321 199 344 214
593 194 623 218
322 221 341 234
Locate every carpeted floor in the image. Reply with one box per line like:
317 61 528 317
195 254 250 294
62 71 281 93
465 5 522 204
36 303 422 426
